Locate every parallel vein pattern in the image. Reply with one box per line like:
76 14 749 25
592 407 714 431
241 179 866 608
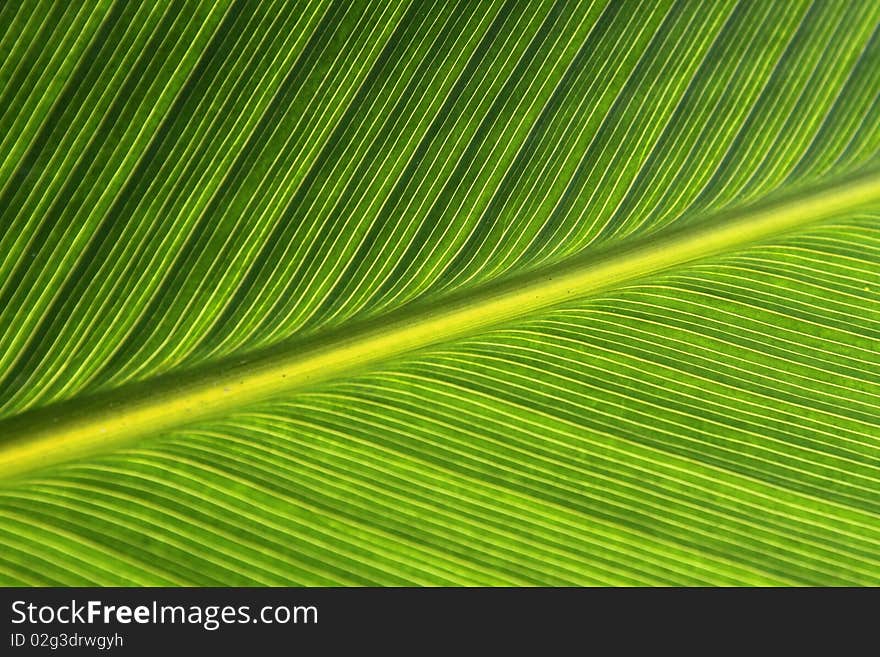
0 0 878 585
1 0 878 418
1 219 877 585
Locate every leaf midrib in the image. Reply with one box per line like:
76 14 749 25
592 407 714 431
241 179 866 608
2 169 879 480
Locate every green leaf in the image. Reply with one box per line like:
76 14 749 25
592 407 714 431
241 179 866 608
0 0 878 585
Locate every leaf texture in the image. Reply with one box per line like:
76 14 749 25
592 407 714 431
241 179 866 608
0 0 878 585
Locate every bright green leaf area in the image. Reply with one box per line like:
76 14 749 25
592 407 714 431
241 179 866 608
0 0 878 585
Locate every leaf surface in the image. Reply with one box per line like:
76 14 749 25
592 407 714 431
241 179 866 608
0 0 878 585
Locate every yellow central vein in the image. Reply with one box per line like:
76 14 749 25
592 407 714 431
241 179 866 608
2 169 880 479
